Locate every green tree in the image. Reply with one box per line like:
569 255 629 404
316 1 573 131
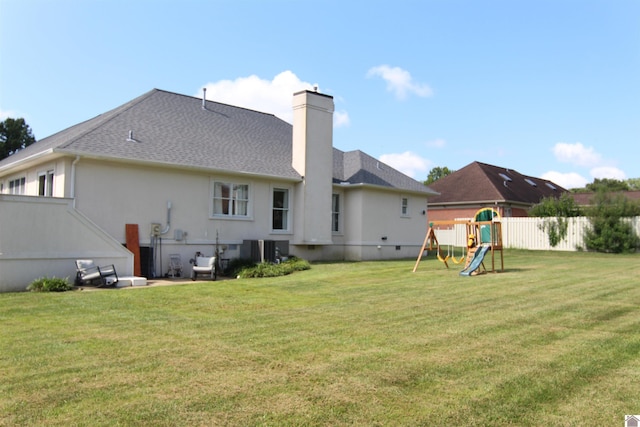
530 193 581 217
571 178 639 193
530 193 582 247
583 191 640 253
0 118 36 160
423 166 454 185
585 178 629 193
625 178 640 191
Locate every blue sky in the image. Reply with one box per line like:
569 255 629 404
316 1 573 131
1 0 638 188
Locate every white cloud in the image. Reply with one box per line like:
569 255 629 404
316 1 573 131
541 171 589 190
0 109 18 121
366 65 433 100
552 142 601 167
590 166 626 181
334 110 350 127
199 71 349 126
548 141 628 187
379 151 430 179
426 138 446 148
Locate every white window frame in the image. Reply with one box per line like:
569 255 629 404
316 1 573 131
211 180 251 219
38 169 54 197
9 177 26 195
332 193 342 233
401 196 409 217
271 187 291 232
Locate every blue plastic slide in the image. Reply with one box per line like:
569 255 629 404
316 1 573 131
459 245 491 276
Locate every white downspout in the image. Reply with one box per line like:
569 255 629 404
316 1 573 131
71 155 80 208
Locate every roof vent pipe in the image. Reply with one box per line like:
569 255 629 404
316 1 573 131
202 88 207 109
126 130 137 142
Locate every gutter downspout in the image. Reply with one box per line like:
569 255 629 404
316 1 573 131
71 155 80 208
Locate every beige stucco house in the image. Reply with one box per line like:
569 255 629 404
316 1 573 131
0 89 437 291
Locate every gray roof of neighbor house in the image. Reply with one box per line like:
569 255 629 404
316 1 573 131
427 161 567 205
0 89 434 194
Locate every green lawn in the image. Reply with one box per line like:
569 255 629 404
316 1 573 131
1 250 639 426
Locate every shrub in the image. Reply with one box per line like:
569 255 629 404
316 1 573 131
237 256 311 278
530 193 581 247
530 193 582 217
226 258 258 277
584 191 640 253
27 277 73 292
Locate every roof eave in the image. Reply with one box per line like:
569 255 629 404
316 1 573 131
59 150 302 182
333 181 438 196
0 148 57 175
428 199 535 208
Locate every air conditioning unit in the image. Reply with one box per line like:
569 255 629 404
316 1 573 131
243 240 276 263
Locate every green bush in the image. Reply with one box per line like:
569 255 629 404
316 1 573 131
530 193 581 247
237 257 311 278
226 258 259 277
584 191 640 253
27 277 73 292
530 193 582 217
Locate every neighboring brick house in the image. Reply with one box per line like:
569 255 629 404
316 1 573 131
426 161 567 222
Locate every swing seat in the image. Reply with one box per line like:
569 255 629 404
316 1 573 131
450 247 466 264
436 250 450 268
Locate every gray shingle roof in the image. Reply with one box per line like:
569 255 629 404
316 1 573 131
333 149 436 194
49 89 298 178
1 88 435 194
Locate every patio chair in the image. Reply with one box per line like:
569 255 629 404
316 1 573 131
75 259 119 287
190 255 217 281
167 254 183 278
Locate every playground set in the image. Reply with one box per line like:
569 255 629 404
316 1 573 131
413 207 504 276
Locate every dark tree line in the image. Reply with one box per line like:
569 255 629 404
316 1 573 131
0 118 36 160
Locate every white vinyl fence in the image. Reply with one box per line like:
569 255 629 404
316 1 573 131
435 216 640 251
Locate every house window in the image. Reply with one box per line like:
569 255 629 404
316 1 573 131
272 188 289 231
401 197 409 216
332 193 340 233
38 170 54 197
213 181 249 217
9 177 26 194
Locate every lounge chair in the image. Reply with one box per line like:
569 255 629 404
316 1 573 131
167 254 183 278
190 255 217 281
75 259 119 287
